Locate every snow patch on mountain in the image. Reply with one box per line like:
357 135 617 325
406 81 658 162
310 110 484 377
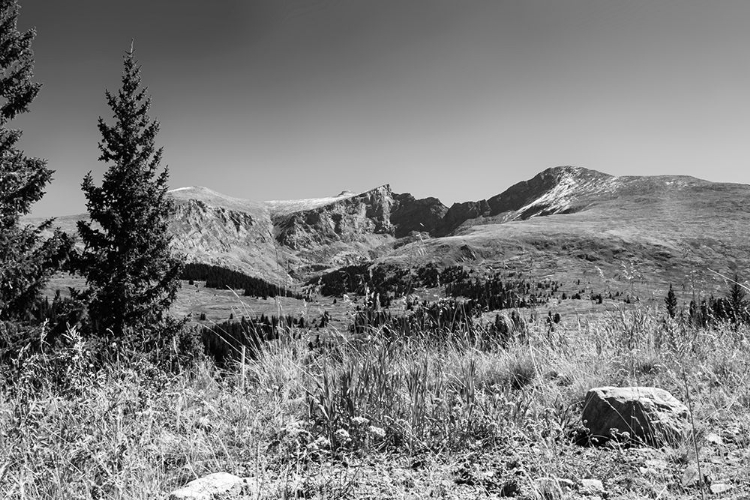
516 174 577 218
169 186 268 214
265 191 360 216
514 167 618 219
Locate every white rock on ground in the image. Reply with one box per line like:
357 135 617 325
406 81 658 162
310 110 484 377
582 386 691 446
168 472 252 500
580 478 606 495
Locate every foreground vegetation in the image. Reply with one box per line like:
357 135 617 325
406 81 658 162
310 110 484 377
1 303 748 499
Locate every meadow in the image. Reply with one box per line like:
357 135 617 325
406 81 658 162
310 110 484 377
1 284 749 499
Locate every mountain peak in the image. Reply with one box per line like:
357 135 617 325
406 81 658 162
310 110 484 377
168 186 266 213
538 165 613 181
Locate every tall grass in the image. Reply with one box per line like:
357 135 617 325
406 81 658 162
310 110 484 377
1 302 749 498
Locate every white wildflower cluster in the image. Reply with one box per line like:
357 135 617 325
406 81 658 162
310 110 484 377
281 420 308 440
351 416 370 426
271 420 314 457
368 425 386 439
334 428 351 443
306 435 331 454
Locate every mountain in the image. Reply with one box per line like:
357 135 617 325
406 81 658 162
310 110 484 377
168 187 281 282
435 166 616 235
166 184 455 280
384 166 750 292
25 166 750 292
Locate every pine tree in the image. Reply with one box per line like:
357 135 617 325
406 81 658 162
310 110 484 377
728 274 746 325
0 0 69 321
77 45 182 337
664 284 677 319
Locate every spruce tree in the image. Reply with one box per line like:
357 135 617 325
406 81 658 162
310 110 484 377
728 274 746 325
78 45 182 337
0 0 68 321
664 284 677 319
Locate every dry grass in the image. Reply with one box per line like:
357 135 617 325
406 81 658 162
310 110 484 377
1 302 749 499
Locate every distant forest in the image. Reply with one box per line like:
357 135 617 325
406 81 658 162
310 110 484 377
200 314 308 367
182 263 302 299
311 263 562 312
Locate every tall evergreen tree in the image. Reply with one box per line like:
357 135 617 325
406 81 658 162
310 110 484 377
0 0 68 321
77 45 182 337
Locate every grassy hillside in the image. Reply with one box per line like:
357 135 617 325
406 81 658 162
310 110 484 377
383 173 750 309
2 295 749 498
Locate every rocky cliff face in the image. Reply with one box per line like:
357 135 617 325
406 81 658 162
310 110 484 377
169 196 284 282
28 165 750 299
487 166 615 219
435 200 491 236
391 193 448 238
164 185 420 281
435 166 615 235
273 185 396 250
30 167 621 281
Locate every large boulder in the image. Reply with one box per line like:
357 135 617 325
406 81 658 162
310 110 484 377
582 386 690 446
169 472 247 500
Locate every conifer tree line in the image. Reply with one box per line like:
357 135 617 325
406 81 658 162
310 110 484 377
663 277 749 328
182 263 302 299
314 263 563 312
200 313 310 367
1 0 183 358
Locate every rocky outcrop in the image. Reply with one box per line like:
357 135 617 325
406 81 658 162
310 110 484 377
435 166 615 235
168 472 254 500
435 200 491 236
390 193 448 237
169 199 284 283
166 185 447 282
274 185 396 249
164 168 620 279
582 386 691 446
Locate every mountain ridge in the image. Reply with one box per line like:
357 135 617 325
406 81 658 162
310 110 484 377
25 166 750 289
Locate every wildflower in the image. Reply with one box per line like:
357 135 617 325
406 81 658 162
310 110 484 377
313 436 330 449
351 416 369 426
368 426 386 439
196 416 212 431
307 436 330 453
334 428 351 443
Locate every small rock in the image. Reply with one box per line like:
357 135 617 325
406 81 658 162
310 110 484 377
582 386 690 446
709 483 733 495
169 472 244 500
706 432 723 446
580 478 605 495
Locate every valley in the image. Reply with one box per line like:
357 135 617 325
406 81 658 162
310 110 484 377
39 166 750 327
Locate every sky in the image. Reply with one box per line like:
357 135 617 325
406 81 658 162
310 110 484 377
13 0 750 217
